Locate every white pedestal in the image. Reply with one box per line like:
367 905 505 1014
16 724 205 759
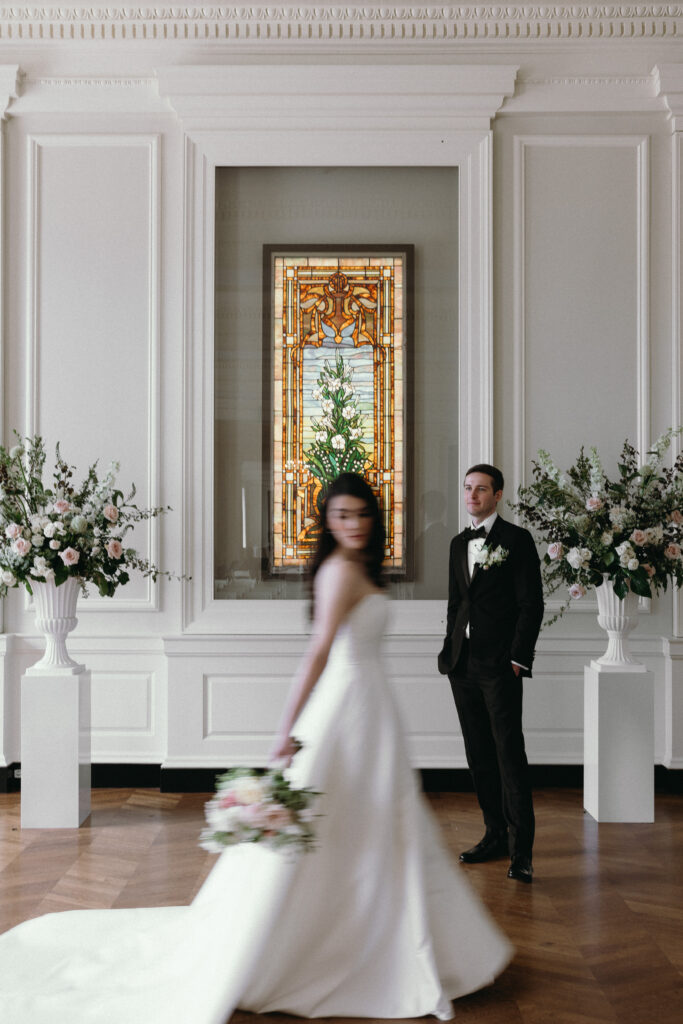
21 668 91 828
584 663 654 823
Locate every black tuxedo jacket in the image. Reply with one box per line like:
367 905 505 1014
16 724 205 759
437 516 544 678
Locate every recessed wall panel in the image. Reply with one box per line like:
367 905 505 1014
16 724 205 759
28 135 159 606
519 137 646 478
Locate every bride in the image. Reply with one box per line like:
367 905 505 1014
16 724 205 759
0 472 511 1023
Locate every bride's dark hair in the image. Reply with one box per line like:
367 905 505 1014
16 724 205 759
308 473 386 614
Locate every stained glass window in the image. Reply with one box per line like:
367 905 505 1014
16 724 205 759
265 247 413 576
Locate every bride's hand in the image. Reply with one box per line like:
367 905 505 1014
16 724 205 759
268 735 301 767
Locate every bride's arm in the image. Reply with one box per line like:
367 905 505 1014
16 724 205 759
269 559 358 764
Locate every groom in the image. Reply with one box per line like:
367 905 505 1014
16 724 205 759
438 464 544 883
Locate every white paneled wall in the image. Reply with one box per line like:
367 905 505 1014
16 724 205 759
0 4 682 775
27 133 159 610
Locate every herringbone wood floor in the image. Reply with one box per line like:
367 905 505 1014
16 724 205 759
1 787 682 1023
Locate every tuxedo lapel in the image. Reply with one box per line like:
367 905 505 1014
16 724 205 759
456 533 470 587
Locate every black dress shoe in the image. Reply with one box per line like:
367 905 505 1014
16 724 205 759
507 856 533 883
459 831 509 864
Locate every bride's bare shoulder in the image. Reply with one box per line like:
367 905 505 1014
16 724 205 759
314 556 365 601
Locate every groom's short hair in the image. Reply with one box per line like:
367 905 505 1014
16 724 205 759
465 463 504 493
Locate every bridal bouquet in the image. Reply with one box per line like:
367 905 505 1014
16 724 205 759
0 432 179 598
199 764 320 855
512 428 683 618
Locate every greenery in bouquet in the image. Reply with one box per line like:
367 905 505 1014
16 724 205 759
512 428 683 621
0 432 180 599
304 353 369 504
199 763 321 855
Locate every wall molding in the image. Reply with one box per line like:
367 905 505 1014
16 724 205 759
655 63 683 132
0 6 682 46
513 133 650 617
25 132 161 612
165 63 515 634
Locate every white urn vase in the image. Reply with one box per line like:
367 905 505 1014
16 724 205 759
592 575 645 672
29 576 83 674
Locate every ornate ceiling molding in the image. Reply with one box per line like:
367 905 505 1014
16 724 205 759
0 6 681 45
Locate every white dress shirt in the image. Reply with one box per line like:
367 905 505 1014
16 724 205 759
466 511 498 579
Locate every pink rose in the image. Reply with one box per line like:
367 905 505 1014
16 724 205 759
547 542 563 561
106 539 123 560
103 504 119 523
568 582 586 600
263 805 293 831
585 496 603 512
13 537 31 556
219 792 238 809
59 547 80 566
5 523 22 540
665 543 682 560
53 499 70 514
630 529 647 546
239 803 273 829
671 510 683 525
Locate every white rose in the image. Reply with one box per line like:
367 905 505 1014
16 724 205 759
31 534 44 547
43 522 56 538
1 570 15 586
601 531 613 546
49 539 61 550
566 547 590 571
627 558 639 571
568 582 586 599
70 515 88 534
206 804 243 832
230 776 267 805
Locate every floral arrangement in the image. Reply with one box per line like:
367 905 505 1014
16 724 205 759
512 428 683 617
473 543 508 571
199 763 320 855
304 352 369 501
0 433 179 598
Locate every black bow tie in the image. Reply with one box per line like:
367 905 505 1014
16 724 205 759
463 525 487 541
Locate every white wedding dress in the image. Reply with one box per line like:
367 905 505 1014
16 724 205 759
0 593 512 1023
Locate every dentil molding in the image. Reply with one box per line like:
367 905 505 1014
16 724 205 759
0 6 682 44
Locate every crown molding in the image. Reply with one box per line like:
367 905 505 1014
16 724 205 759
505 70 665 114
0 6 681 47
157 63 518 131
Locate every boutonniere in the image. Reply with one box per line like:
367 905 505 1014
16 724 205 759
473 544 509 570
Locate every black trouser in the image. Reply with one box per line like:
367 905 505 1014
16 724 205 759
449 642 535 859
